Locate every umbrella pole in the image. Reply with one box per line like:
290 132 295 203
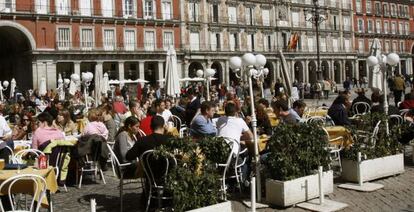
383 64 389 135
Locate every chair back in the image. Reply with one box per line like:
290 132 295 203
140 150 177 189
170 115 183 130
306 116 326 125
399 109 410 118
218 137 238 199
106 144 132 179
371 120 381 147
352 102 371 115
389 114 404 126
0 174 47 212
12 149 45 164
138 129 147 137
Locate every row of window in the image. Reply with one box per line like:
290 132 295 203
358 39 406 53
355 0 411 18
57 27 174 51
292 12 351 31
357 19 410 35
0 0 173 20
292 0 351 9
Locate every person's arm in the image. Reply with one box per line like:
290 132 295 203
117 132 130 162
126 140 143 161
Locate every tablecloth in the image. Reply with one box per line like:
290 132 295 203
325 126 354 148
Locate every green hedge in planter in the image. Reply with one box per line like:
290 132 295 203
264 123 331 181
154 136 230 211
342 113 406 161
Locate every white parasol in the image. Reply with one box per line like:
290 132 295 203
369 38 383 92
278 50 293 96
69 74 80 95
57 74 65 101
10 78 16 98
39 77 47 96
165 47 181 97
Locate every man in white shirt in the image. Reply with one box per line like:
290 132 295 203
154 99 172 123
216 102 253 154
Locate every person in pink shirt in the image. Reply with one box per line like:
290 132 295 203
82 108 109 140
32 112 65 149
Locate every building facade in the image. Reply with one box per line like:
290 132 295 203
353 0 414 80
0 0 181 90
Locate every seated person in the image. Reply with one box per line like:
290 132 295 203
328 95 351 126
276 100 306 125
83 108 109 140
371 92 399 115
351 88 372 115
32 112 65 149
190 101 217 138
400 91 414 110
53 109 78 136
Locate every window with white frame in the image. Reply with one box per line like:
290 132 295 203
392 41 397 52
229 33 238 51
375 2 381 15
384 21 389 33
376 20 381 33
400 41 405 52
343 16 350 31
368 39 373 49
344 38 350 52
398 4 403 17
366 0 371 13
57 27 71 50
102 0 113 17
308 37 314 52
357 19 364 32
36 0 49 14
332 38 338 52
189 3 199 22
383 3 389 16
367 19 373 33
404 6 408 17
405 22 409 35
80 0 92 16
228 7 237 24
320 37 326 52
124 29 136 51
210 32 217 51
356 0 361 13
262 9 270 26
391 22 396 34
246 7 254 25
385 41 390 52
264 35 271 51
399 23 403 34
190 32 200 51
333 15 338 30
124 0 135 17
145 31 155 51
163 32 173 50
391 4 396 16
80 28 94 50
246 34 252 51
144 0 154 19
103 29 115 50
56 0 69 15
162 0 172 20
0 0 15 12
292 12 299 27
250 34 255 51
212 4 219 23
358 39 364 53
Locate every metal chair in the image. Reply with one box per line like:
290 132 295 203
170 115 188 138
305 116 327 125
356 120 381 148
107 144 138 212
0 174 48 212
140 150 177 212
138 129 147 137
12 149 44 164
389 114 404 126
78 155 106 188
216 138 237 200
351 102 371 115
400 109 410 118
323 127 344 172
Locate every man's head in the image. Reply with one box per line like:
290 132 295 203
200 101 216 118
154 99 166 113
257 98 269 108
165 99 172 110
225 102 237 117
37 112 54 127
54 100 64 110
129 101 140 115
292 100 306 116
151 115 165 133
275 100 289 117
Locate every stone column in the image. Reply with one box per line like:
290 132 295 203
184 61 190 78
74 61 81 76
225 60 230 86
158 61 164 87
118 61 125 80
304 60 309 83
32 62 38 89
330 59 334 81
355 60 359 80
139 61 145 80
291 60 295 82
46 61 57 90
407 58 413 75
177 60 183 79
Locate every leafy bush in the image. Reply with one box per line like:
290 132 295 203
154 136 231 211
342 113 405 161
264 123 331 181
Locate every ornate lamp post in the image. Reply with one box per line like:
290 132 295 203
196 68 216 101
305 0 328 81
367 52 400 134
229 53 268 205
81 72 94 112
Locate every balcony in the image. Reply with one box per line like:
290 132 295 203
55 42 173 52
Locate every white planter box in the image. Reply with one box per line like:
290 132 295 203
266 171 333 207
187 201 232 212
341 153 404 183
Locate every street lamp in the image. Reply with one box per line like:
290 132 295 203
229 53 268 205
305 0 328 81
196 68 216 101
81 72 94 112
367 52 400 134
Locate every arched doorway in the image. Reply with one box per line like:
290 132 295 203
264 62 274 86
0 22 35 91
334 61 341 83
188 61 203 78
358 60 367 79
308 61 317 83
294 61 303 82
211 61 223 86
345 61 353 79
321 61 329 80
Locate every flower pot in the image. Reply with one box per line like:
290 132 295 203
265 171 333 207
341 153 404 183
186 201 232 212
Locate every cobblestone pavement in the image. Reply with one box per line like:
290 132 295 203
51 149 414 212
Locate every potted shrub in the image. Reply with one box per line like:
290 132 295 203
264 123 333 207
341 114 406 182
154 136 232 211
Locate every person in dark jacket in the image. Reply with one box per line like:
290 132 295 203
185 89 201 126
328 95 351 126
370 92 399 115
351 88 372 115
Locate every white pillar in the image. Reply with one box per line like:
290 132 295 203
355 60 359 80
225 60 230 86
304 60 309 83
158 61 164 87
291 60 295 82
139 61 145 80
184 61 190 78
177 60 183 79
119 61 125 80
32 62 38 89
74 61 81 76
46 62 57 90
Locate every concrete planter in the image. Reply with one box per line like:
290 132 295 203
341 153 404 183
266 171 334 207
187 201 232 212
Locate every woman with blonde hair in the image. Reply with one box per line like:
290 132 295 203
53 109 78 136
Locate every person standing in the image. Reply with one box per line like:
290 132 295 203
393 73 405 106
323 79 331 99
